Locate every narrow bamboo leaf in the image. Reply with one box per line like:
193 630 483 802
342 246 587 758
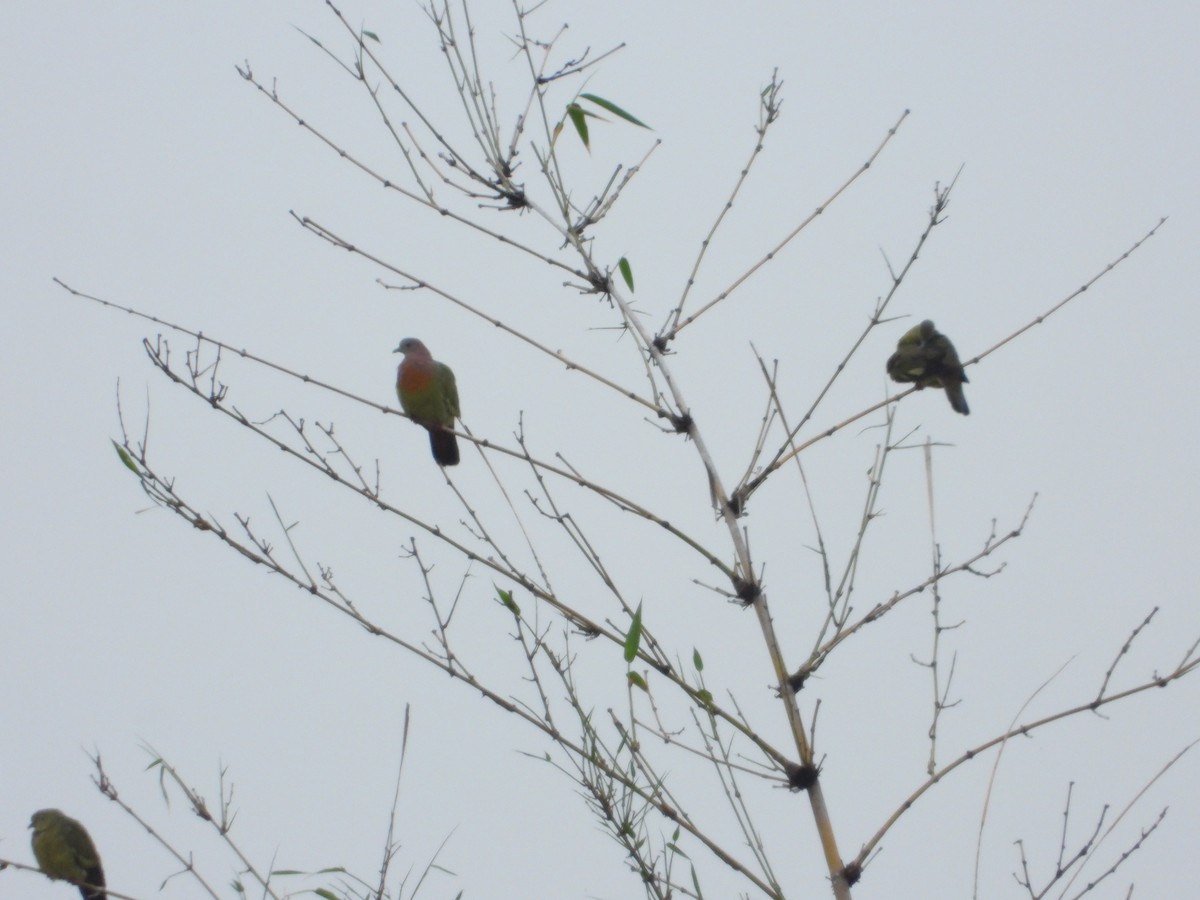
580 93 650 128
627 671 648 691
567 103 590 149
618 256 634 291
623 601 643 661
496 585 520 616
362 30 380 43
293 27 325 50
692 647 704 671
668 843 691 860
112 440 139 474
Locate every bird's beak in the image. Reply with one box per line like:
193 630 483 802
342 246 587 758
392 346 402 354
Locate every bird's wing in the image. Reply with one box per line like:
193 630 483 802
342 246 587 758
437 362 460 423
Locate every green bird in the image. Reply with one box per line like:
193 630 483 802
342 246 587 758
29 809 106 900
394 337 461 466
886 319 970 415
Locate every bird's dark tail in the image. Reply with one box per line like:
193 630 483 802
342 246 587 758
429 428 460 466
79 865 106 900
943 379 970 415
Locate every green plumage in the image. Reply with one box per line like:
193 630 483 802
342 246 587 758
394 337 461 465
886 319 970 415
400 363 459 426
29 809 106 900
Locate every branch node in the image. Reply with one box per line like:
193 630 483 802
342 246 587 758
784 761 820 792
840 861 863 886
668 412 693 434
732 576 761 606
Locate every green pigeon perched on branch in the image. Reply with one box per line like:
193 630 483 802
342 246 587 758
886 319 970 415
29 809 106 900
394 337 461 466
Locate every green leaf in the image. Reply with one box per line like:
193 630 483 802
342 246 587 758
314 891 338 900
496 585 520 616
623 601 643 662
112 440 139 474
618 256 634 291
667 842 691 860
692 647 704 671
627 671 648 691
362 30 380 43
696 689 713 706
293 26 325 50
580 93 650 128
567 103 590 149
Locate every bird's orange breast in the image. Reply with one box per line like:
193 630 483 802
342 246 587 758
398 363 435 393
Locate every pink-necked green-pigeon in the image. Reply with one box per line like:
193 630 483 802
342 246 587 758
30 808 106 900
886 319 970 415
394 337 461 465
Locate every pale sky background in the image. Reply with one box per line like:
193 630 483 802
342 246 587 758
4 2 1199 898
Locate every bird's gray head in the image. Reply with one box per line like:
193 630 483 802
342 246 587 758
918 320 937 340
29 809 61 829
393 337 421 355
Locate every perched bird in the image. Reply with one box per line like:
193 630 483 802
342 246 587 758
886 319 970 415
29 809 106 900
394 337 461 466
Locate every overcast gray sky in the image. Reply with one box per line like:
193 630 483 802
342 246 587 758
4 2 1199 898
